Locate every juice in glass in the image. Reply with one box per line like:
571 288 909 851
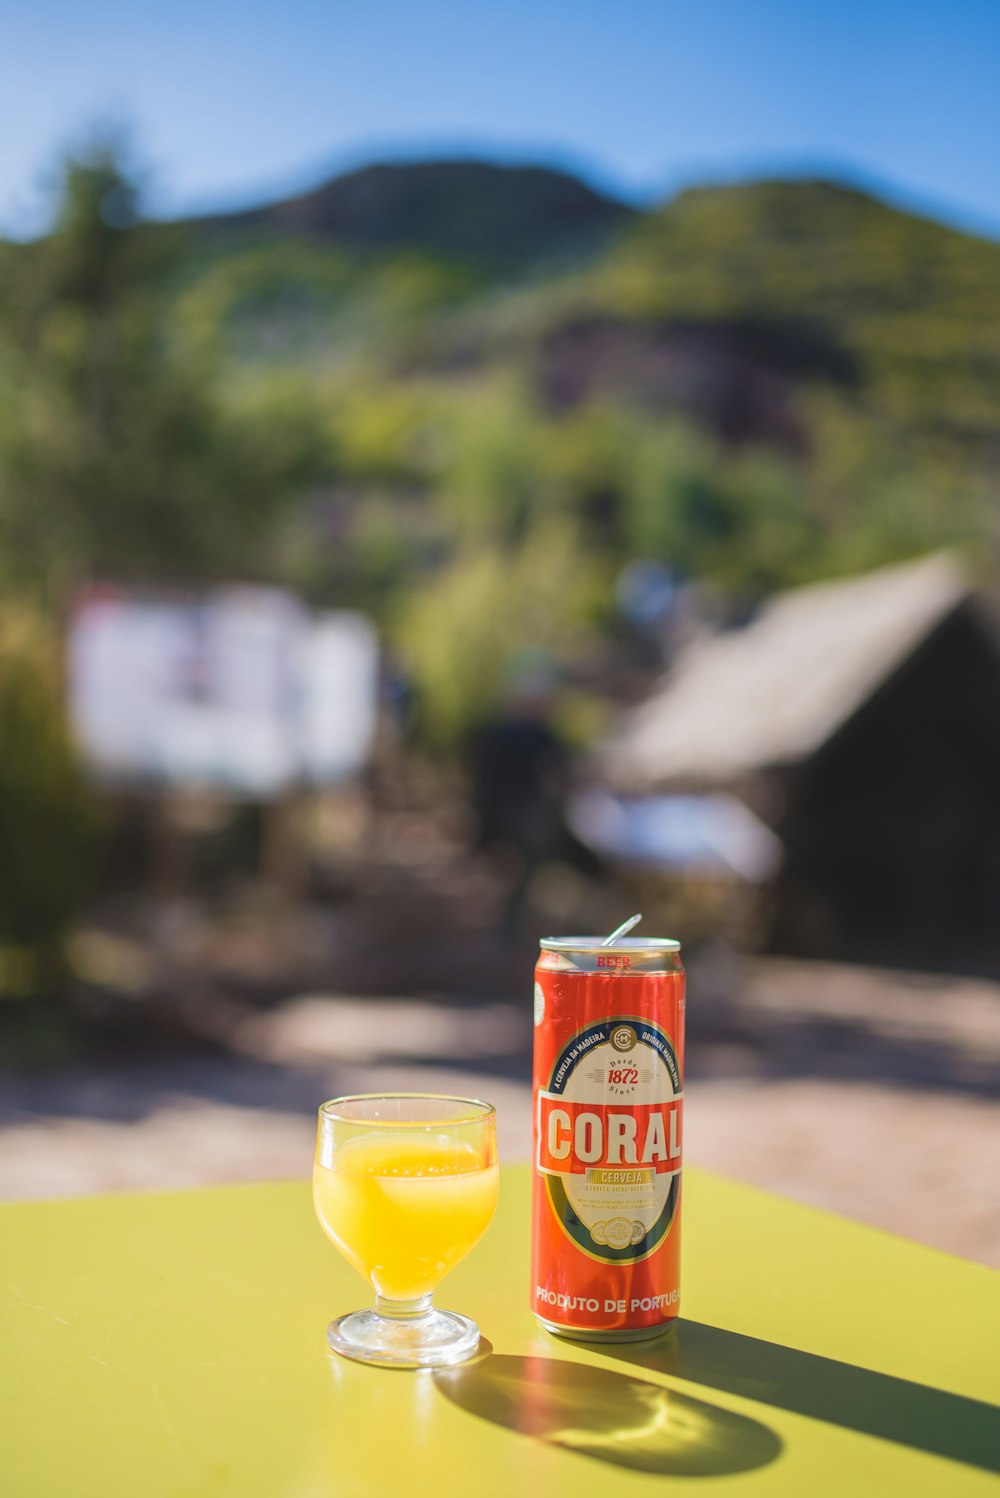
313 1131 499 1301
313 1094 498 1368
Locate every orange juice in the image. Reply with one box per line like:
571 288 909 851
313 1132 499 1301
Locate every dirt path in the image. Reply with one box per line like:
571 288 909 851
2 959 998 1268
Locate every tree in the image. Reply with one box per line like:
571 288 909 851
0 610 95 989
394 519 603 747
0 136 326 596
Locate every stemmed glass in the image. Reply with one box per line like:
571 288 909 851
313 1094 499 1368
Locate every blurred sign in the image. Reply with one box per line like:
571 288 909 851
69 587 378 795
567 788 782 882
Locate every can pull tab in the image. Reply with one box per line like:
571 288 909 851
602 913 642 946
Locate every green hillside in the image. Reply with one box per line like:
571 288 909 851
594 178 1000 445
178 168 1000 473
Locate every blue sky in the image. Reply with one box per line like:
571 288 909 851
3 0 999 237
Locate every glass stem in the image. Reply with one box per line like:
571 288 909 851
374 1293 433 1321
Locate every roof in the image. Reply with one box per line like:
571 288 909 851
603 551 970 789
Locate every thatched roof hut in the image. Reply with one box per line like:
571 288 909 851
605 552 969 789
603 553 1000 970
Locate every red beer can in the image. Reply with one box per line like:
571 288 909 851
531 934 685 1341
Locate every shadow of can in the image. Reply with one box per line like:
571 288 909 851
434 1352 782 1477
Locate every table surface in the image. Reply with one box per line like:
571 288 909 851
2 1165 998 1498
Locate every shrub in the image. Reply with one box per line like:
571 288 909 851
0 610 96 992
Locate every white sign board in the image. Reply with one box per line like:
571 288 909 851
69 587 378 795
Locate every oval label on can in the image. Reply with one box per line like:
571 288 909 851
537 1016 682 1265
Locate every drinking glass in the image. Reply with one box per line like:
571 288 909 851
313 1093 499 1368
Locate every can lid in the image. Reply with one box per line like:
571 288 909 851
539 936 681 953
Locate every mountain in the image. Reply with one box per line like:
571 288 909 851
191 158 635 266
175 162 1000 454
164 162 1000 590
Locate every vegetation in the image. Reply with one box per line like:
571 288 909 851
0 142 996 756
0 611 95 990
0 144 327 593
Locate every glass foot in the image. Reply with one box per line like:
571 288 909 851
327 1302 481 1369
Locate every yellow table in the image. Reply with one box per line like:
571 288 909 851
2 1166 998 1497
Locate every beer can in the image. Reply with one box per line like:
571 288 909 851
531 935 685 1341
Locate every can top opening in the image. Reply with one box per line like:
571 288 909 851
539 936 681 953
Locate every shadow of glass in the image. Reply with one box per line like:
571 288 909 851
599 1319 1000 1475
433 1352 782 1476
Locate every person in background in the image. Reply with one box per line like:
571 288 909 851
467 650 580 933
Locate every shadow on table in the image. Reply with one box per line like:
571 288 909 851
433 1353 782 1476
600 1320 1000 1474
